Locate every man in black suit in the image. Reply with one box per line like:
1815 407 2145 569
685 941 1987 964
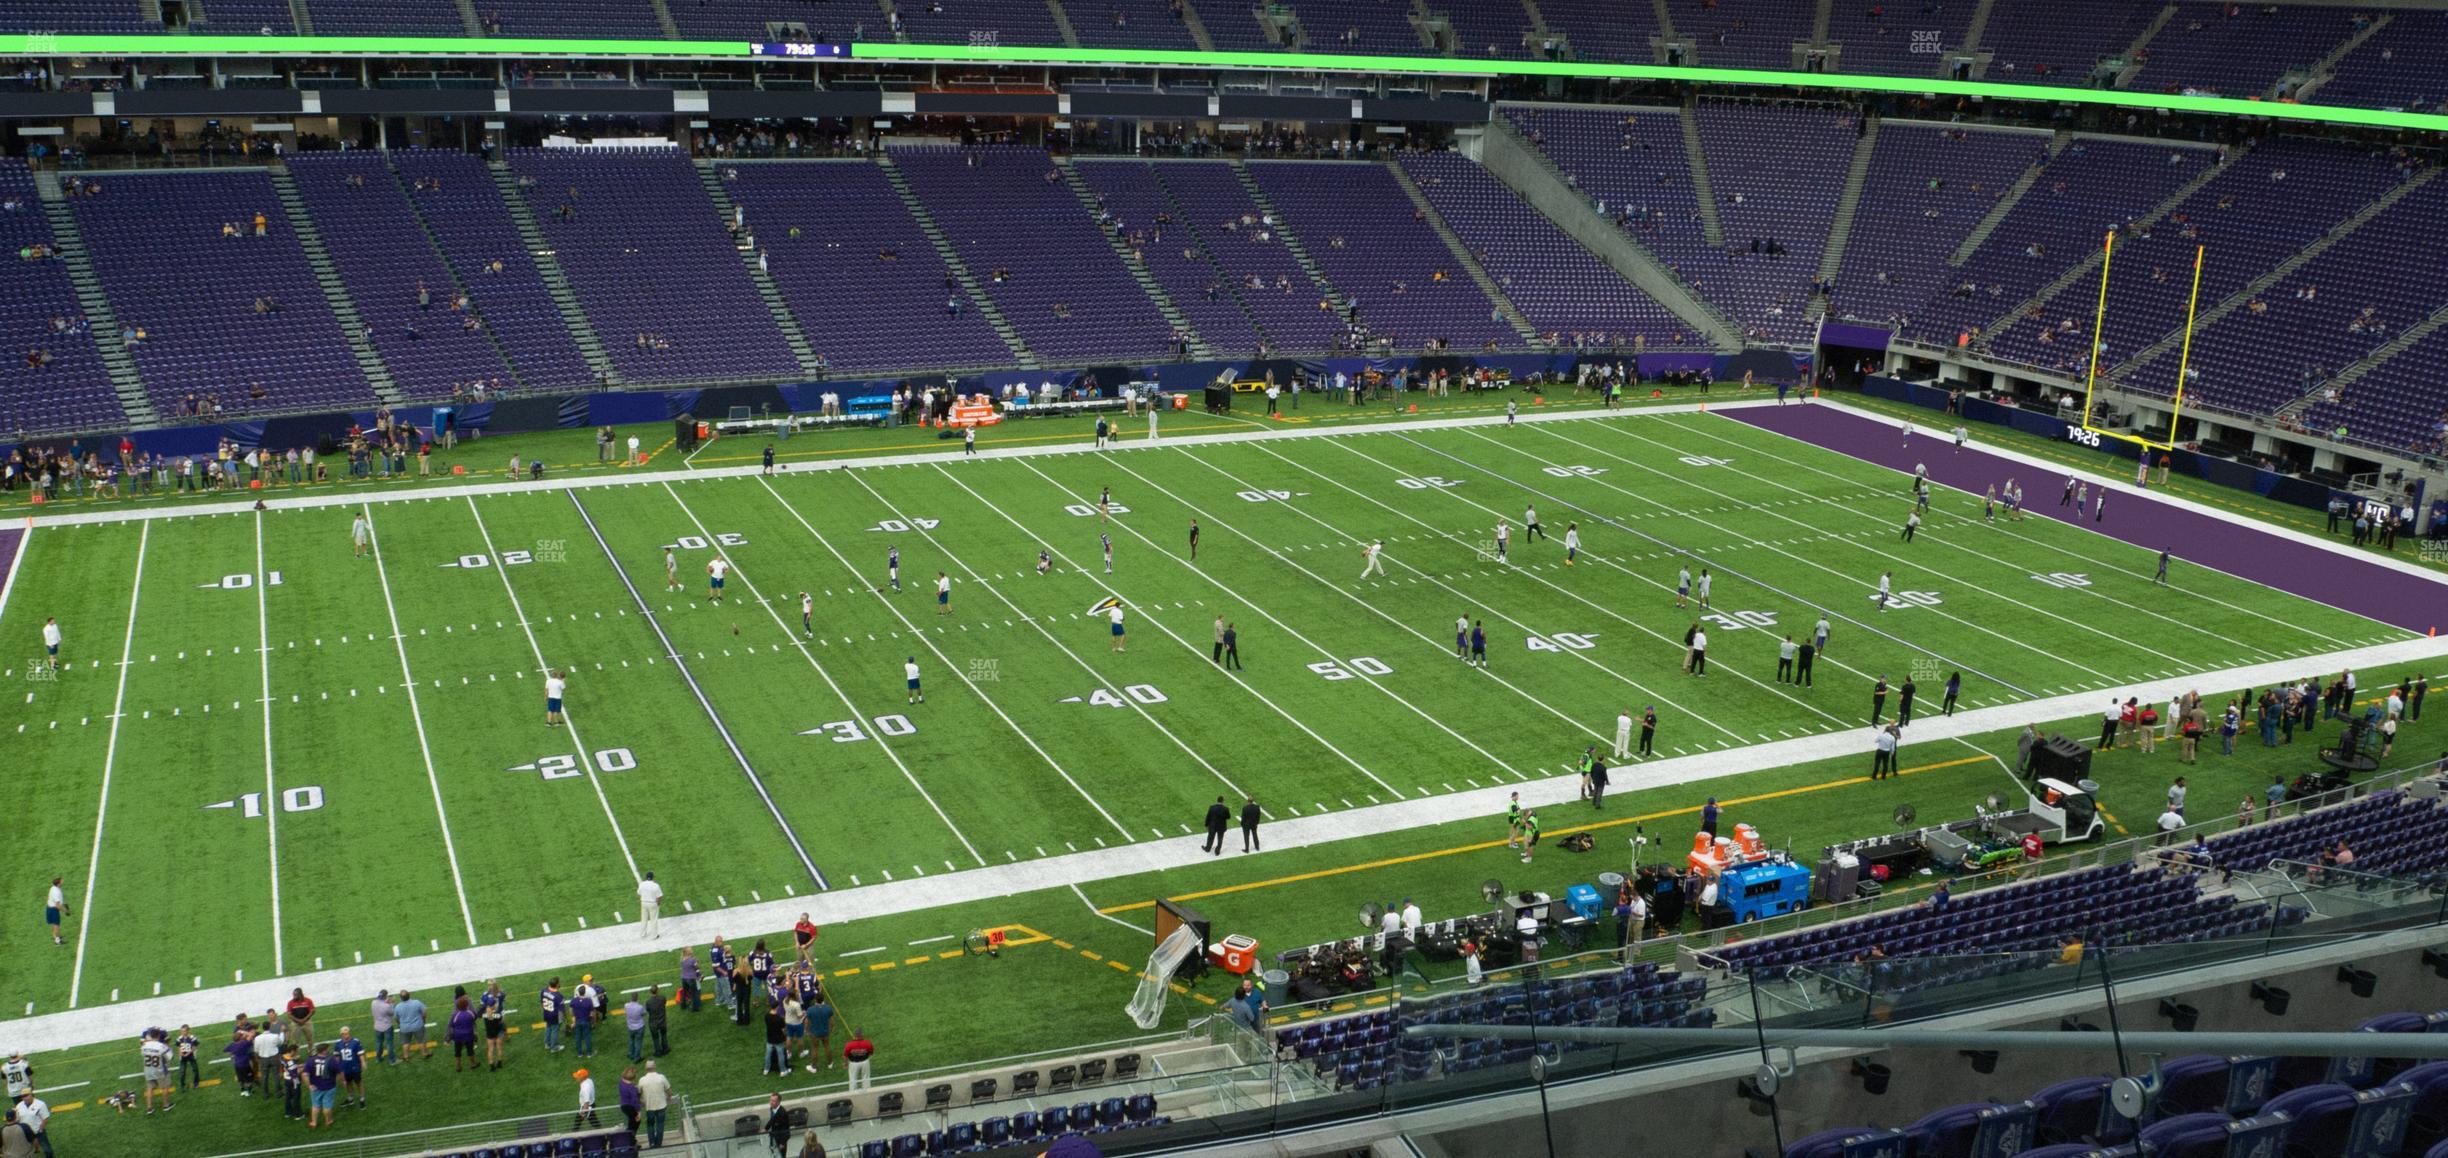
1240 797 1262 852
1203 798 1232 855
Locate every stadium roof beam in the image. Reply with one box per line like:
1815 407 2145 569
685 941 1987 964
4 36 2446 135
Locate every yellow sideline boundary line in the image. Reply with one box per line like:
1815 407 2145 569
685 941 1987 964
1099 756 1994 915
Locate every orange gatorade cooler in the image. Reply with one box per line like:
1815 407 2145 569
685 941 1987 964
1211 934 1258 975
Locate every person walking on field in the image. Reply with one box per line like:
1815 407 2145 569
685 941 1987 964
1240 797 1262 852
1203 798 1231 855
1614 708 1635 761
43 877 69 945
1221 621 1241 670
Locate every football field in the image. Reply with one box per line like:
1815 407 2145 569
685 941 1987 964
0 405 2414 1022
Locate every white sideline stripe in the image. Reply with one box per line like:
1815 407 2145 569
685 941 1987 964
466 496 642 882
751 476 1133 844
585 487 836 883
1664 417 2361 653
1820 398 2448 596
11 400 1714 533
1056 454 1518 789
10 630 2442 1056
69 521 142 1008
254 512 285 977
363 505 479 946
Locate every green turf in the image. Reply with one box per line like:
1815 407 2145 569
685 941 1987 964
5 684 2435 1155
0 405 2435 1153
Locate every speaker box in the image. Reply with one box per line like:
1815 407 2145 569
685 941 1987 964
2030 734 2092 782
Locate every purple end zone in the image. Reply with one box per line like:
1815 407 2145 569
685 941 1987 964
0 527 22 598
1726 403 2446 635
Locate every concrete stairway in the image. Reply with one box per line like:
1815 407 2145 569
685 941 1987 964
31 171 157 426
2114 5 2180 86
1046 0 1081 48
488 162 619 385
1145 162 1273 353
2274 295 2448 421
875 154 1036 367
1972 150 2227 350
1177 0 1217 51
1228 160 1344 305
2287 13 2391 102
647 0 680 39
1811 115 1881 317
1384 159 1543 347
1678 104 1725 249
268 167 402 405
2107 167 2441 379
1948 130 2066 266
695 162 824 378
1478 115 1741 348
385 154 532 393
1052 157 1210 359
1959 0 1998 53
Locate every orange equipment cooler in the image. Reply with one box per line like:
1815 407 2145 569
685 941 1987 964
1210 933 1258 975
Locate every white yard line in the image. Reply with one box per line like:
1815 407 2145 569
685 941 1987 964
1050 454 1551 782
1593 419 2288 661
928 462 1374 804
652 483 984 870
1442 425 2105 691
464 496 642 882
1525 422 2150 677
1677 413 2374 651
1820 397 2448 597
577 488 842 882
67 521 143 1009
11 629 2440 1057
253 511 286 977
754 476 1137 843
363 504 479 946
1271 439 1846 735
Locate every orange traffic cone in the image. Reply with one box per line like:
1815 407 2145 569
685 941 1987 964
1406 404 1418 414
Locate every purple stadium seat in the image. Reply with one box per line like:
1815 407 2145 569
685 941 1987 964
69 169 376 417
509 147 799 384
